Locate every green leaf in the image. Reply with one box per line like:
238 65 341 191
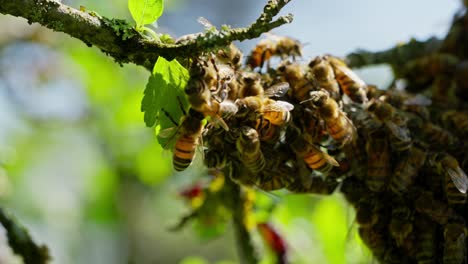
128 0 164 28
141 57 190 147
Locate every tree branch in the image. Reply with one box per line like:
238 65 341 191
345 37 441 68
224 168 259 264
0 208 50 264
0 0 293 71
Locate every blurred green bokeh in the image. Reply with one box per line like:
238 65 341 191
0 0 459 263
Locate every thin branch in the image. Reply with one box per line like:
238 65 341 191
224 168 259 264
345 37 441 69
0 208 50 264
0 0 293 71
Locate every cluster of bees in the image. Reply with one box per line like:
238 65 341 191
165 26 468 262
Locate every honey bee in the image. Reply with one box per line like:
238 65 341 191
212 63 237 101
307 90 357 147
204 148 228 169
291 136 339 173
383 247 407 264
308 56 341 100
252 149 295 191
414 190 458 225
389 205 413 247
341 177 370 205
236 126 265 174
355 195 381 228
247 35 302 70
286 173 339 194
301 108 327 144
443 221 467 264
358 226 387 261
185 62 213 113
277 61 315 102
238 72 264 98
256 164 296 191
343 134 367 180
255 118 282 143
367 99 412 152
160 109 205 171
365 129 390 192
418 122 458 151
389 144 427 195
431 153 468 207
236 83 293 126
414 214 437 264
325 55 368 104
185 60 233 130
455 60 468 101
440 110 468 139
216 43 243 70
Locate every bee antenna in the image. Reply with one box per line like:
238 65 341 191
300 98 313 104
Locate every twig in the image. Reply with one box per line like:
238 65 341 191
224 167 259 264
345 37 441 69
0 208 50 264
0 0 293 71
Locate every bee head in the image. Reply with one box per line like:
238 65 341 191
308 90 328 107
308 56 322 69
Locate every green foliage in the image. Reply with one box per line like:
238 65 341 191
128 0 164 29
310 197 348 264
180 256 209 264
102 17 136 40
141 57 190 147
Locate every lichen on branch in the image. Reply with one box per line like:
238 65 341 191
0 0 293 71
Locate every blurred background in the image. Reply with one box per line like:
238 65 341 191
0 0 461 263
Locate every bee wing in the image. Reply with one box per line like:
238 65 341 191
197 17 215 30
447 167 468 193
404 94 432 106
263 100 294 112
159 126 178 138
385 121 411 142
327 56 366 87
264 82 290 98
158 126 180 150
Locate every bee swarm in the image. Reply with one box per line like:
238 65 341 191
172 12 468 263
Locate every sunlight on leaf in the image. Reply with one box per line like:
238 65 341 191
310 196 348 264
179 256 209 264
128 0 164 28
141 57 190 147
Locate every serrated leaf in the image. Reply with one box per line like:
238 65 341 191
141 57 190 148
128 0 164 28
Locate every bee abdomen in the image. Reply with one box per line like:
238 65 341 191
173 136 197 171
265 111 291 126
257 173 292 191
445 177 467 206
303 153 332 173
243 152 266 174
366 170 388 192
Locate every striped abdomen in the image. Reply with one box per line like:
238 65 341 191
173 134 198 171
366 135 390 192
264 111 291 126
325 112 355 146
302 145 338 173
445 173 467 206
